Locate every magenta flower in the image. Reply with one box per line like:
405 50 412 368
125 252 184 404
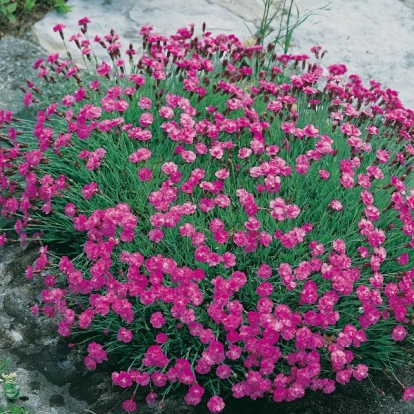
138 167 153 181
148 228 164 243
52 23 66 32
87 342 108 364
129 148 152 163
129 74 145 85
257 264 272 279
84 356 97 371
391 325 407 341
403 387 414 401
97 61 111 77
112 371 133 388
139 112 154 127
150 312 166 328
145 392 158 405
122 399 137 413
23 92 33 107
78 17 92 25
329 200 343 211
81 182 99 200
138 96 152 109
155 333 168 344
117 327 133 343
353 364 369 381
184 384 205 405
207 396 225 413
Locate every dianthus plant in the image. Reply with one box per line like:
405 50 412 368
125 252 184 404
1 17 414 413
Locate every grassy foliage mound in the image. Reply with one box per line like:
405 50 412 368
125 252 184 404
1 18 414 412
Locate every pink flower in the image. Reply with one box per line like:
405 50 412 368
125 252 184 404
58 321 71 337
159 106 174 118
184 384 205 405
84 356 96 371
257 264 272 279
328 63 347 76
156 333 168 344
192 232 206 246
97 61 111 77
398 253 409 266
52 23 66 32
148 229 164 243
23 92 33 107
238 147 252 159
207 396 225 413
128 127 152 141
129 148 151 163
213 230 229 244
117 327 133 343
353 364 369 381
151 371 168 387
331 350 347 370
209 218 224 233
335 368 352 385
62 95 75 106
78 17 91 25
391 325 407 341
181 150 196 163
138 97 152 109
323 380 336 394
81 182 99 200
129 74 145 85
112 371 133 388
139 112 154 127
87 342 108 364
256 282 273 297
122 399 137 412
329 200 343 211
138 168 152 181
222 252 236 268
403 387 414 401
376 149 390 163
146 392 158 405
216 364 232 379
150 312 166 328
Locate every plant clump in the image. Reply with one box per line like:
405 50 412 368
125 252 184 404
1 17 414 413
0 0 70 34
0 359 29 414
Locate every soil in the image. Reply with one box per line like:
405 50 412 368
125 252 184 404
0 3 59 39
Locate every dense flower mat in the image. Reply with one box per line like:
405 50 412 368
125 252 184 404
1 17 414 412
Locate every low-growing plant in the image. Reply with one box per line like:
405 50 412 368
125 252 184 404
0 359 30 414
0 0 70 26
1 14 414 414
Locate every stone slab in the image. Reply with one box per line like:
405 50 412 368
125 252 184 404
31 0 257 64
290 0 414 110
0 37 45 113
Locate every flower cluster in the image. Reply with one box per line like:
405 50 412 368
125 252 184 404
0 17 414 413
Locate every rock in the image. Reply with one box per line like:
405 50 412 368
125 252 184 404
207 0 283 27
399 0 414 7
0 36 45 115
29 0 414 111
290 0 414 109
31 0 257 65
0 245 90 414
